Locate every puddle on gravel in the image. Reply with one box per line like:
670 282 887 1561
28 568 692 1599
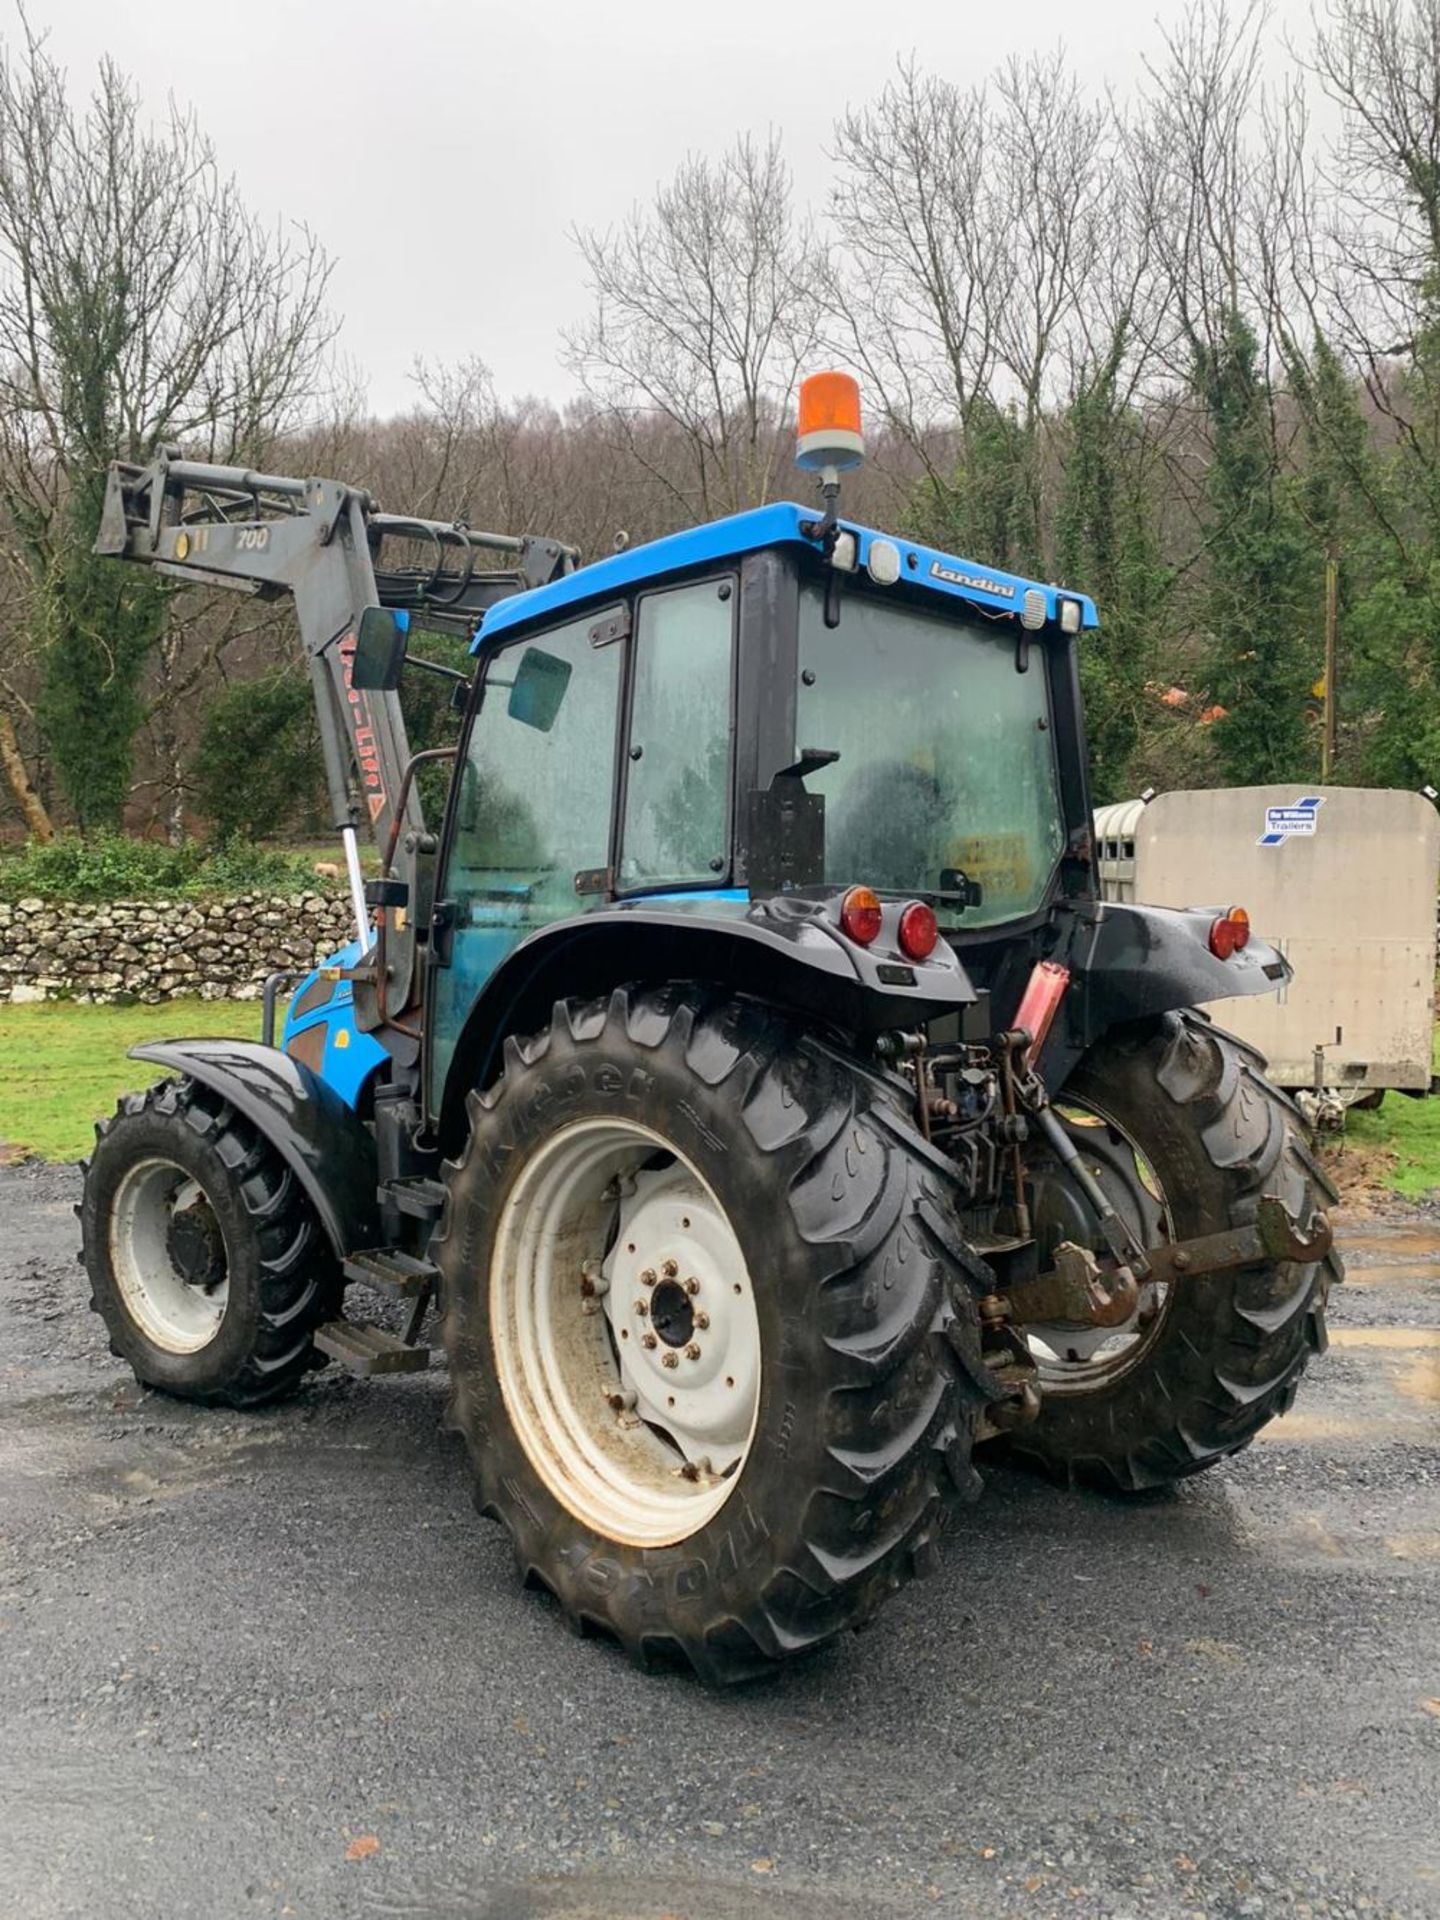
1385 1531 1440 1560
1399 1353 1440 1404
1338 1225 1440 1261
1328 1327 1440 1348
367 1869 884 1920
1339 1264 1440 1289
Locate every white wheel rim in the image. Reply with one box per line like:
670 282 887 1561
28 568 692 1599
490 1118 762 1549
109 1157 230 1354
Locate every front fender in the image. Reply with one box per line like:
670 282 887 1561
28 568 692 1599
130 1039 379 1258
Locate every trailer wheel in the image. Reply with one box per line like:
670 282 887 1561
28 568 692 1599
1002 1010 1340 1490
80 1077 339 1408
433 985 987 1685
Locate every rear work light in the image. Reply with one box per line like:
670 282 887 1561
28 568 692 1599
897 900 938 961
1208 906 1251 959
840 885 883 946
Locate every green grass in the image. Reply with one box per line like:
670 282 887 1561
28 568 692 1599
0 999 259 1162
1326 1024 1440 1200
6 997 1440 1200
1341 1088 1440 1198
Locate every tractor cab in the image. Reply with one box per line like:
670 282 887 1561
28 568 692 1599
415 497 1099 1117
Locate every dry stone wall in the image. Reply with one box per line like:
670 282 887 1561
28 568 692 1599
0 893 355 1003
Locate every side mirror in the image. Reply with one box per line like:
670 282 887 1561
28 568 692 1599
352 606 411 691
507 646 571 733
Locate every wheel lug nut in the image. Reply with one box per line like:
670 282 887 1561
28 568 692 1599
634 1298 648 1316
641 1333 658 1350
662 1259 678 1279
694 1312 710 1330
661 1350 679 1369
639 1268 657 1287
684 1343 701 1361
684 1277 699 1295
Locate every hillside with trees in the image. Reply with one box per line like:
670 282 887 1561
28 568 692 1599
2 0 1439 851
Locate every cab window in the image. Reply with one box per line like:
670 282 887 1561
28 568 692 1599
447 608 622 923
620 577 734 889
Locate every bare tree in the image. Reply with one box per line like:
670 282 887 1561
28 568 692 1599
1310 0 1440 502
828 62 1000 466
565 133 821 520
826 54 1126 570
0 19 334 834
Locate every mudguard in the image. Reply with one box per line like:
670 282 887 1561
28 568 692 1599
434 894 978 1144
129 1039 379 1258
1043 900 1291 1084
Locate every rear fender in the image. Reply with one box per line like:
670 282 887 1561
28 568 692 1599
434 898 977 1150
129 1039 379 1258
1044 900 1289 1088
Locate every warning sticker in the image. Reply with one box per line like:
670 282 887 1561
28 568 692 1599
1258 795 1324 847
949 833 1033 900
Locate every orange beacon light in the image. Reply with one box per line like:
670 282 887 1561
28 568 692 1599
796 371 865 474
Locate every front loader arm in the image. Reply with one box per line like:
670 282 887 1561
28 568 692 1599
94 453 575 993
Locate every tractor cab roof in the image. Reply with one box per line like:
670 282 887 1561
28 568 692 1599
472 501 1099 651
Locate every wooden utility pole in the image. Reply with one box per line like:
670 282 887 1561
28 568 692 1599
1322 543 1338 781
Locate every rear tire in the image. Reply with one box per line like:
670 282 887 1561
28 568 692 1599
1003 1011 1340 1491
433 985 989 1684
80 1077 340 1408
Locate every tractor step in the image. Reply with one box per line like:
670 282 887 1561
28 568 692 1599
383 1176 448 1221
343 1247 437 1298
314 1318 431 1376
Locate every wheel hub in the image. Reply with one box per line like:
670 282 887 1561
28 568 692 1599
1022 1104 1171 1376
109 1160 230 1354
602 1164 759 1475
649 1277 694 1348
166 1195 226 1293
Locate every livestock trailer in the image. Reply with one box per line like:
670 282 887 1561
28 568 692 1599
1094 785 1440 1098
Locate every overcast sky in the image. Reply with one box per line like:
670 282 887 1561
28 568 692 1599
32 0 1318 416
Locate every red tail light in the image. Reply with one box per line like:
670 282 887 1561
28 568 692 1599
1208 906 1251 959
897 900 938 961
840 885 883 945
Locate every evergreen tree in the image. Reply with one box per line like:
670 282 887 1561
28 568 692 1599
1055 369 1168 802
1192 311 1313 785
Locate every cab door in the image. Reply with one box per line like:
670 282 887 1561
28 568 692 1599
428 606 625 1103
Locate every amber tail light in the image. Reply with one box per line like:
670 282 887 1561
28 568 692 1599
1208 907 1251 959
839 885 883 945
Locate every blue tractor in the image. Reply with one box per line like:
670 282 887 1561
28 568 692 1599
80 375 1337 1682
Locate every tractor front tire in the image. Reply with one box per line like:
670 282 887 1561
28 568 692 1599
80 1077 340 1408
433 985 988 1685
1005 1011 1340 1491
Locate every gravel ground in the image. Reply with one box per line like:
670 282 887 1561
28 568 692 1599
1 1159 1437 1920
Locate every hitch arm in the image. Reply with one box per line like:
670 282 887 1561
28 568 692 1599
1142 1196 1333 1286
1006 1197 1333 1329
